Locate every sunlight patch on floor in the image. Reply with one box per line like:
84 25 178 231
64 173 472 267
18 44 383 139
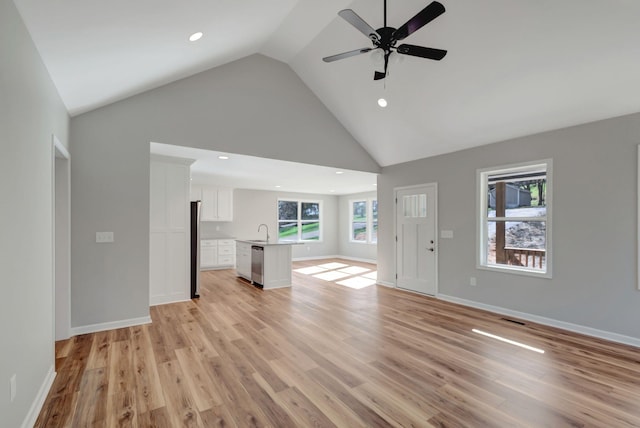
361 271 377 280
294 266 327 275
318 262 349 270
313 271 351 281
338 266 370 275
336 277 377 289
295 261 377 289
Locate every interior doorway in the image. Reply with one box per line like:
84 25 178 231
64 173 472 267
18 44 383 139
53 136 70 340
395 183 438 295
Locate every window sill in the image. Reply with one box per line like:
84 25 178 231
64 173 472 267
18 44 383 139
476 263 552 279
349 240 375 245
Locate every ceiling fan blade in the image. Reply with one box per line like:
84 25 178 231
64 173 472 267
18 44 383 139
322 48 372 63
392 1 445 41
338 9 379 43
396 44 447 60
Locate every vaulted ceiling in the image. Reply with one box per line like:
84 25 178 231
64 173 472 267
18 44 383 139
14 0 640 167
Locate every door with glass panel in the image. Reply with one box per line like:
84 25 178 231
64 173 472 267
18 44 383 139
396 184 437 295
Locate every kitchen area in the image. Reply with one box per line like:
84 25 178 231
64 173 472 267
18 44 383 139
192 183 311 292
150 143 378 306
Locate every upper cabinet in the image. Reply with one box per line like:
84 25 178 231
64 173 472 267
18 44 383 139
191 185 234 222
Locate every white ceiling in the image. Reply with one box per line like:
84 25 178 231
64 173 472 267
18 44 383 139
150 143 378 196
14 0 640 167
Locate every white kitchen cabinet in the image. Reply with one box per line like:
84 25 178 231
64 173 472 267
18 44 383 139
236 241 251 280
261 245 293 289
200 240 218 269
235 240 294 289
201 239 235 270
191 185 233 222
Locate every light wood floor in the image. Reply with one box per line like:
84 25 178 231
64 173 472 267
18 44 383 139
36 259 640 427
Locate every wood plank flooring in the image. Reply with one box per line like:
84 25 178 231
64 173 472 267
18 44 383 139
36 259 640 427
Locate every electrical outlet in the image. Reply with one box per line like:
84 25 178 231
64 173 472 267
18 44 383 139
96 232 114 243
470 277 477 286
10 374 16 402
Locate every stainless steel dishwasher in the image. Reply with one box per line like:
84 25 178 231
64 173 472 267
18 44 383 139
251 246 264 286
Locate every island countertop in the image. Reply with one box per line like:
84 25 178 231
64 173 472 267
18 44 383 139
235 239 302 246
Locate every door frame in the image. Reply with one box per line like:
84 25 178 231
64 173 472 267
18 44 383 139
394 182 438 295
52 135 71 340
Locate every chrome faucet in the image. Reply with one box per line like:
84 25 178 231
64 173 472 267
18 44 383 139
258 223 270 242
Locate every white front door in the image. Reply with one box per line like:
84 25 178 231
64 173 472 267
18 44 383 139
396 184 437 295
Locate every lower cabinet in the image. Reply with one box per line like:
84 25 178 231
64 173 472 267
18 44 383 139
236 241 251 280
201 239 236 269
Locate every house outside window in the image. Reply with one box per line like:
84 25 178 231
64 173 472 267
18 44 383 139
278 200 321 242
350 198 378 244
477 160 552 277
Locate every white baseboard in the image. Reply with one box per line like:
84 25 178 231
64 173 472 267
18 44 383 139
292 254 377 264
70 315 152 336
438 294 640 349
150 293 190 306
22 364 56 428
377 281 395 288
293 254 339 262
335 255 377 264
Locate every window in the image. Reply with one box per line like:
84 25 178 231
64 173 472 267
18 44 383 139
350 198 378 244
478 160 552 277
278 200 321 242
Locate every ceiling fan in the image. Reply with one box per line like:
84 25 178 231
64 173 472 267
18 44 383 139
322 0 447 80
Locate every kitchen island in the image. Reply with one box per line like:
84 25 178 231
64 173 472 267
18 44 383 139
235 240 298 289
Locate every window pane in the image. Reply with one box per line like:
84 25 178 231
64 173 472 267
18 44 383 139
352 201 367 241
278 201 298 221
403 194 427 218
487 220 546 270
301 221 320 240
487 179 547 217
371 200 378 243
278 222 298 241
301 202 319 220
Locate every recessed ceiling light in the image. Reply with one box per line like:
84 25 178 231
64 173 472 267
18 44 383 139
275 185 281 188
218 155 229 160
377 98 388 108
330 190 336 193
373 183 377 186
189 32 203 42
335 171 344 175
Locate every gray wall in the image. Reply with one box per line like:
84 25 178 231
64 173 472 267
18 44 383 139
378 112 640 339
70 54 378 328
338 191 377 262
202 188 339 259
0 0 70 425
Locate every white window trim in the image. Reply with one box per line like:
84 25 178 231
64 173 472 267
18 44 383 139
277 199 323 243
349 198 377 244
476 159 553 279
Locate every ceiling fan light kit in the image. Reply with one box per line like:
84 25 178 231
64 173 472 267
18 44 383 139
323 0 448 80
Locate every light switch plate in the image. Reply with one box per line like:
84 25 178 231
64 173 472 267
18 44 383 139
440 230 454 239
96 232 114 243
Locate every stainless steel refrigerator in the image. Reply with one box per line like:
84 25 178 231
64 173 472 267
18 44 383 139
190 200 201 298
